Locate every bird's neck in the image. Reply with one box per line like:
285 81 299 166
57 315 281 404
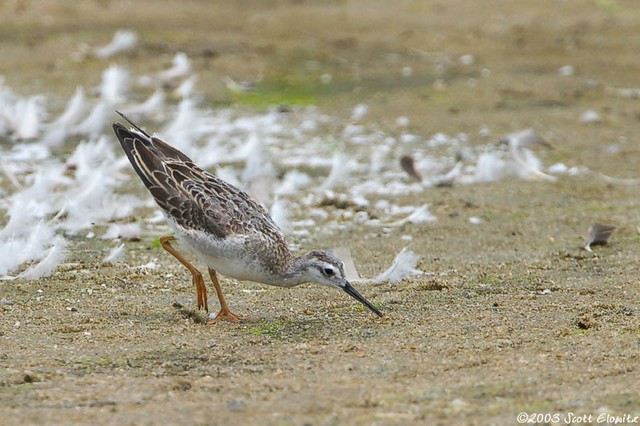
273 254 310 287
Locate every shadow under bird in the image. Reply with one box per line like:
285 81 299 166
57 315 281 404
112 112 382 322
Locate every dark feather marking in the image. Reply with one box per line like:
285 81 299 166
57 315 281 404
113 116 287 246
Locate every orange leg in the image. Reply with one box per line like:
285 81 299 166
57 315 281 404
159 235 208 312
207 268 245 324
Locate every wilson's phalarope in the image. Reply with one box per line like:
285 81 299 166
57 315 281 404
112 112 382 322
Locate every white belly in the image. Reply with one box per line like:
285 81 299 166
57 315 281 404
171 227 275 284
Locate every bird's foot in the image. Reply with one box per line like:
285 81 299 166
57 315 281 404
207 309 245 325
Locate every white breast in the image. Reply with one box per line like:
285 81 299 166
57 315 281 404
170 230 275 285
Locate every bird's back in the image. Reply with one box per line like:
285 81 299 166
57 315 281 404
112 119 286 247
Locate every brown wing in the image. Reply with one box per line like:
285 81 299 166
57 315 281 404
112 119 285 242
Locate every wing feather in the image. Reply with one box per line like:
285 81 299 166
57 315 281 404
113 119 285 243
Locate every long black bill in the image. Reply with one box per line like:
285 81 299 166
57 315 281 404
342 281 383 317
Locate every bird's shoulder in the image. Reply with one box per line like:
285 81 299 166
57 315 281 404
158 160 284 241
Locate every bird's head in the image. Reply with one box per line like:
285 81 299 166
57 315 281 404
298 250 383 317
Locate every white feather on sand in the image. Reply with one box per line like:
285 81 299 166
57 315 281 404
99 64 129 104
162 97 202 155
6 142 51 163
370 145 391 176
103 243 126 264
270 197 291 234
333 247 361 282
0 220 67 279
49 86 87 128
221 75 257 93
243 133 276 207
0 237 24 276
40 126 67 148
470 152 507 183
334 246 422 284
60 173 138 231
140 52 192 87
508 145 557 182
118 89 165 120
18 235 68 279
274 170 312 196
161 52 192 82
0 221 51 275
433 161 463 187
58 138 141 231
15 96 45 140
388 204 437 226
501 129 556 182
102 223 142 241
69 101 110 138
93 30 138 59
579 110 601 124
351 103 368 121
65 137 120 180
320 153 351 190
582 224 616 252
0 164 70 238
1 162 23 190
174 75 199 99
130 259 160 271
371 247 422 284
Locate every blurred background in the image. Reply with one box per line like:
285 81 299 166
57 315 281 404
2 0 638 142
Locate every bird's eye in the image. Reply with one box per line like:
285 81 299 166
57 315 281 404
322 267 335 277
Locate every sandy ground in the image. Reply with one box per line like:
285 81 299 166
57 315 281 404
1 1 640 425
